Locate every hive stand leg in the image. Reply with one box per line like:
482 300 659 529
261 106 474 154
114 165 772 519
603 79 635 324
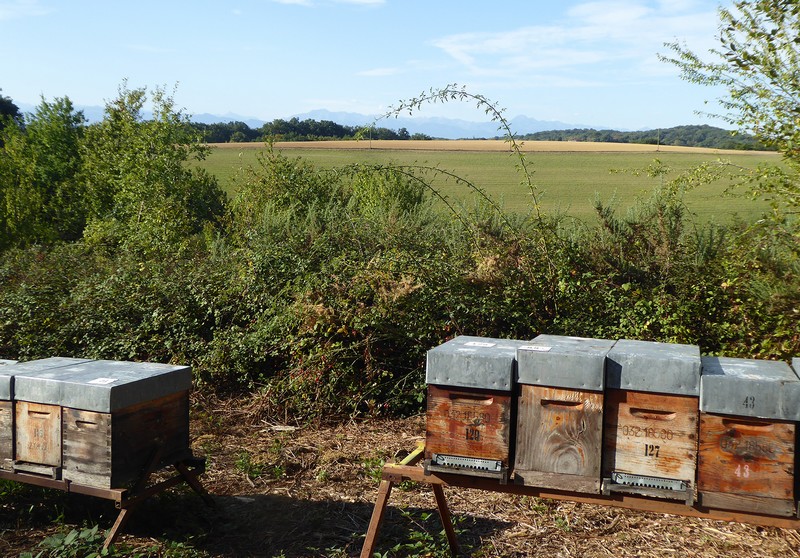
103 444 165 551
432 483 460 557
175 460 215 508
103 507 134 551
360 478 394 558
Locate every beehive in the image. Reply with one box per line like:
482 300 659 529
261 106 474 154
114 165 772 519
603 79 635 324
514 335 615 493
0 360 17 470
698 356 799 516
425 336 528 481
11 358 191 488
602 339 701 503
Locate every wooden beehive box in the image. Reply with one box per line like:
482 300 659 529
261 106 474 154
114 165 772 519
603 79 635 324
602 339 701 503
698 356 799 516
12 358 191 488
514 335 615 493
2 358 87 474
425 336 529 481
0 359 17 471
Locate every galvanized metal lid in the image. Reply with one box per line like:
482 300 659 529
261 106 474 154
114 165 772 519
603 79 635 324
13 359 191 412
606 339 701 395
0 360 17 399
426 336 529 391
516 334 616 390
776 357 800 421
0 357 92 401
0 360 15 401
701 356 799 420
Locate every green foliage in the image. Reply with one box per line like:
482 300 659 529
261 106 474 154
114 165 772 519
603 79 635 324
17 526 209 558
0 97 86 249
21 525 109 558
234 450 265 480
0 89 20 122
361 455 386 483
80 82 226 254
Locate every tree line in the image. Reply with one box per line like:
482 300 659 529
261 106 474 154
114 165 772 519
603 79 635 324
519 125 768 150
197 119 764 150
191 117 432 143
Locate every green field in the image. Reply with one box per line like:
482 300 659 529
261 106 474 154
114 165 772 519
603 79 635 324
198 142 780 225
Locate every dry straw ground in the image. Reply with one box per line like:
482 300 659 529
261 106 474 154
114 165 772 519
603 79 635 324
4 393 799 557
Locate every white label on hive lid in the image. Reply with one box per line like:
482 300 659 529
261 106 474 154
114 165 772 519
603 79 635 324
464 341 496 348
519 345 552 352
87 377 118 385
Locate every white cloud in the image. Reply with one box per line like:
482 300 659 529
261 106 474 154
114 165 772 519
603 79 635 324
0 0 48 21
431 1 720 84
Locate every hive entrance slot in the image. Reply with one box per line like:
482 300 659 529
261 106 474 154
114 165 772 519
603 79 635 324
629 408 677 421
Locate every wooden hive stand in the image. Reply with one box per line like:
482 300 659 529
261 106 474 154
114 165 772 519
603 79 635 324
361 443 800 558
0 446 213 550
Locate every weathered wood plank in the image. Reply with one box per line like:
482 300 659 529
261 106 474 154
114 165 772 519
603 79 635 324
515 385 603 491
62 408 112 487
698 413 794 502
699 491 796 517
514 469 601 493
602 389 698 483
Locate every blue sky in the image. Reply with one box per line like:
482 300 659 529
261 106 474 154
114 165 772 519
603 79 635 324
2 0 730 130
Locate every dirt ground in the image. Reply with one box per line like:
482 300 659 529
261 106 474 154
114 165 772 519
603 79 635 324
2 393 800 557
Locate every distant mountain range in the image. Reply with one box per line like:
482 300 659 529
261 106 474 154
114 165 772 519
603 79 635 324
277 109 600 140
18 102 605 140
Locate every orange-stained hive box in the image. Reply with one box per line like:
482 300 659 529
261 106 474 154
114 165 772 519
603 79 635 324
602 339 701 504
698 356 799 516
514 335 615 493
0 359 18 470
425 336 529 482
9 358 191 488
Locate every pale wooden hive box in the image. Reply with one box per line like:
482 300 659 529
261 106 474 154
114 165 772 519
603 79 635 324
10 358 191 489
602 339 701 502
698 356 799 516
514 335 615 493
425 336 529 481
